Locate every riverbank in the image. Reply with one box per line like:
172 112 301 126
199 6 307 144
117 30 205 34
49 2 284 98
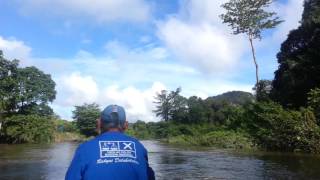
127 100 320 154
53 132 86 143
165 130 255 150
127 122 256 150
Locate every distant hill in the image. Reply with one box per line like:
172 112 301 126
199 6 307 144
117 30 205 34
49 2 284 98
207 91 255 105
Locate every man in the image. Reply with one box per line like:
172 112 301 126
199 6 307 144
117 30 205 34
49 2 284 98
66 105 155 180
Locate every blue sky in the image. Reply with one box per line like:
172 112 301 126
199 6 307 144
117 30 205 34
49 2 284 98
0 0 304 121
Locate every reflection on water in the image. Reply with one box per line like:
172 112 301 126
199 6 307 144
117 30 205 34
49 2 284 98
0 143 77 180
143 141 320 180
0 141 320 180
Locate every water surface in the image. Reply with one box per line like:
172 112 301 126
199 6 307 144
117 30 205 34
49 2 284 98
0 141 320 179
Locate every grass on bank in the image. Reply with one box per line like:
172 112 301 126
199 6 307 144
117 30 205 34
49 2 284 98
53 132 86 143
127 122 256 150
166 130 254 150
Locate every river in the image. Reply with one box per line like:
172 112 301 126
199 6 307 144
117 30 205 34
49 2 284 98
0 141 320 180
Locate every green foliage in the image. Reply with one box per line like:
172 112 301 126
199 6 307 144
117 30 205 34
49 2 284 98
127 121 170 139
147 88 320 153
0 51 56 117
220 0 282 39
220 105 246 130
153 88 185 121
0 52 19 117
220 0 282 84
272 0 320 108
168 131 253 149
153 88 253 126
184 96 209 123
128 120 253 150
15 67 56 115
208 91 254 105
170 94 188 122
53 132 85 143
55 119 78 133
73 103 100 137
308 88 320 123
127 121 151 139
149 83 320 153
301 0 320 25
244 102 320 153
153 90 170 121
0 51 57 144
0 115 55 143
253 80 272 102
137 87 320 153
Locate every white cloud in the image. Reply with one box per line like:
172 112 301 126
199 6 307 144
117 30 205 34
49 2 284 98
272 0 304 42
184 0 228 26
99 82 166 122
104 40 169 61
16 0 151 23
157 0 304 76
158 19 246 73
0 0 305 122
157 0 247 74
252 0 304 78
56 72 99 106
53 71 253 121
0 36 32 62
139 35 151 43
54 72 166 122
81 38 92 44
0 36 253 121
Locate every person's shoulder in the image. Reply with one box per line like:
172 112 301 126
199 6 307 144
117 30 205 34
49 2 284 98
123 134 147 151
123 133 141 143
77 137 99 151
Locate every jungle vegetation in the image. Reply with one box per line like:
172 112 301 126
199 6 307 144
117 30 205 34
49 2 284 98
0 0 319 153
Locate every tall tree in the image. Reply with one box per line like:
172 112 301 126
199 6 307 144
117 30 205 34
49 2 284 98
220 0 282 84
0 51 56 116
153 90 170 121
253 80 272 102
15 67 56 115
272 0 320 108
170 94 188 122
153 88 182 121
0 51 19 117
187 96 207 123
0 51 57 143
73 103 100 137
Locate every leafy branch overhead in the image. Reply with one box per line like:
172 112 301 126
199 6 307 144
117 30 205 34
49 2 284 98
220 0 283 84
220 0 283 39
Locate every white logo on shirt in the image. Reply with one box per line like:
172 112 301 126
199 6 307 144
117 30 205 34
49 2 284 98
99 141 137 159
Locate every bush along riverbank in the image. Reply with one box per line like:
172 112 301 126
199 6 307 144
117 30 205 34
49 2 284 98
141 0 320 154
0 115 85 144
53 132 86 143
127 100 320 153
166 131 254 150
127 121 255 150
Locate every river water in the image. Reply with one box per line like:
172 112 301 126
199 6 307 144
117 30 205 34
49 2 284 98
0 141 320 180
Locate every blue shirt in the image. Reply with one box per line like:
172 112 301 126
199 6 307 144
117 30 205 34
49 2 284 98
65 132 155 180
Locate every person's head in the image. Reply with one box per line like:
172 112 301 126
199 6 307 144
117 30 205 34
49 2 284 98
97 105 128 133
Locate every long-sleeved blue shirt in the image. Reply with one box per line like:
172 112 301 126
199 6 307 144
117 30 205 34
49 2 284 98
65 132 155 180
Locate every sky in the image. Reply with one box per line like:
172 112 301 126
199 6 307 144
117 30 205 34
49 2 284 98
0 0 304 122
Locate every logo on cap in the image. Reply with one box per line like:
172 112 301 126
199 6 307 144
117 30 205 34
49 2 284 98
112 105 118 113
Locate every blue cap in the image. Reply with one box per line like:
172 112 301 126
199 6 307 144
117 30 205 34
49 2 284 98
101 105 126 127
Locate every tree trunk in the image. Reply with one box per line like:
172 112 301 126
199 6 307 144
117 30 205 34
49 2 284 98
249 37 259 85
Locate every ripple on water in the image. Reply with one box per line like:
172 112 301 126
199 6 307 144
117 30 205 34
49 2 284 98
0 141 320 180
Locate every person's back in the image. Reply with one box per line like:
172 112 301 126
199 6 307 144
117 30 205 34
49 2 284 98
66 105 155 180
